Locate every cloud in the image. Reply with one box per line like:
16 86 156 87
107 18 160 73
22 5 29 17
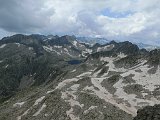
0 0 55 33
0 0 160 45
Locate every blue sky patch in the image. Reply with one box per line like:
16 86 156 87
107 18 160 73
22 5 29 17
101 8 134 18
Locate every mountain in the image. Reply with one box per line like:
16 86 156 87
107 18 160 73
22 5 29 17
136 42 160 51
0 34 160 120
77 37 111 45
77 37 160 51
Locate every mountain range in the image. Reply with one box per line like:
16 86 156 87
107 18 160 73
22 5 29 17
77 37 160 51
0 34 160 120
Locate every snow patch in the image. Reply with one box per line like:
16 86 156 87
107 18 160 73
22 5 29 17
117 53 127 58
54 45 62 49
46 90 55 94
113 78 160 114
99 57 127 76
72 41 78 47
29 47 33 50
66 108 80 120
15 43 20 47
121 63 160 91
33 96 45 106
71 69 76 73
83 106 97 114
64 48 69 52
43 46 61 55
97 44 114 52
83 77 137 116
17 109 30 120
77 72 92 77
61 83 82 120
0 44 6 48
13 102 25 107
33 103 46 116
55 78 79 90
5 64 9 68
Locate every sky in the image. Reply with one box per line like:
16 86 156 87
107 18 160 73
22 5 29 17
0 0 160 45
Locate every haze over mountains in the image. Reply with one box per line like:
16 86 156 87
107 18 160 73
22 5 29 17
0 34 160 120
77 36 160 51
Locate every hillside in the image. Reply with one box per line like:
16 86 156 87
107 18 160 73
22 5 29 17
0 34 160 120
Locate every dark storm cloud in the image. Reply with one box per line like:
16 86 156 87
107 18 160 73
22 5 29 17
0 0 54 33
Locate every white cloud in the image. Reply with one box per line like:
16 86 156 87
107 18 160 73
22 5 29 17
0 0 160 45
97 12 148 36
